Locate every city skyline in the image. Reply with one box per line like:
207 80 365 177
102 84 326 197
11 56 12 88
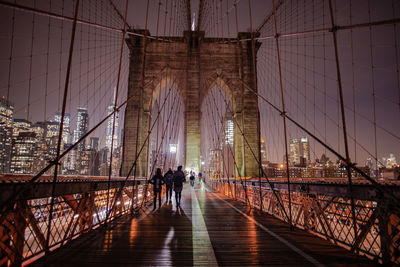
0 98 122 175
1 0 399 175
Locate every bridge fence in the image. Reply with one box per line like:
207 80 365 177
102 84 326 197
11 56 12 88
0 177 155 266
207 178 400 265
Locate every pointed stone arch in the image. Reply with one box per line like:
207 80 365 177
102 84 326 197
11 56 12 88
122 30 260 178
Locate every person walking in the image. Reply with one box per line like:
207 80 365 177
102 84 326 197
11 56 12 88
173 166 186 207
149 168 165 210
189 172 195 187
164 168 174 202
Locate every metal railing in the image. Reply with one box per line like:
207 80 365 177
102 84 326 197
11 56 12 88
207 178 400 265
0 176 154 266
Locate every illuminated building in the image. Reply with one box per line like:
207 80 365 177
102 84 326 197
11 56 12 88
89 137 99 151
224 112 234 146
73 108 89 151
289 137 310 167
54 112 71 146
44 121 59 164
386 153 397 169
70 108 89 172
105 105 119 155
0 126 12 173
0 99 13 173
31 122 46 174
10 132 37 173
12 119 31 137
78 150 90 175
220 112 234 178
0 98 14 127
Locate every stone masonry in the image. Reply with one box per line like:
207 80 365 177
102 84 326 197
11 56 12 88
121 30 260 178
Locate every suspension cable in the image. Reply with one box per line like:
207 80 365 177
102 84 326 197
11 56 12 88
105 0 129 227
46 0 81 253
271 0 293 227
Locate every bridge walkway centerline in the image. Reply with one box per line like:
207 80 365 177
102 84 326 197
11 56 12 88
30 182 377 266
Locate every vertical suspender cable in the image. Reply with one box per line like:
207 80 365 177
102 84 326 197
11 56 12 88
349 0 357 163
234 0 248 203
153 0 162 174
393 0 400 113
58 0 65 111
215 79 291 222
367 0 378 178
46 0 80 253
131 0 150 213
6 4 15 103
234 0 240 200
272 0 293 227
26 0 36 121
247 0 263 212
328 0 358 243
44 1 52 120
366 0 379 178
105 0 129 226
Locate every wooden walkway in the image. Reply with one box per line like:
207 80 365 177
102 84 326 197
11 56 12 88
31 183 378 266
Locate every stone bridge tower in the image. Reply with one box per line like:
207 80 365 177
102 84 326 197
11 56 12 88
121 30 260 178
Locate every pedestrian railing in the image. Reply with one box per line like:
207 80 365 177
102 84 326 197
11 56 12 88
207 178 400 265
0 176 154 266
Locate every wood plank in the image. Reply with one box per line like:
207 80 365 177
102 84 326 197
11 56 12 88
31 183 379 266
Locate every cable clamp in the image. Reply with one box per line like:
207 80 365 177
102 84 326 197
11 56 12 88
280 111 286 117
275 33 280 39
329 26 338 33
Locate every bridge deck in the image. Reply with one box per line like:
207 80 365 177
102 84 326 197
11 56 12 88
31 183 377 266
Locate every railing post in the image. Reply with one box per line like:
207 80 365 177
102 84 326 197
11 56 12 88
12 201 26 266
377 199 391 264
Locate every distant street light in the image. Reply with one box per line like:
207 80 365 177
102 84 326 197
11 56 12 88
169 144 177 153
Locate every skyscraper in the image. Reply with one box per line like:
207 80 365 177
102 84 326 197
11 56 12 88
12 119 32 137
10 132 37 174
221 112 234 177
386 153 397 169
89 137 99 151
289 137 310 167
105 105 119 155
54 112 71 146
223 112 234 146
0 99 13 173
0 98 14 127
73 108 89 151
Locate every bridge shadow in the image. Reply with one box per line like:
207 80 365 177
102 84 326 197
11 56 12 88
31 201 193 266
126 202 193 266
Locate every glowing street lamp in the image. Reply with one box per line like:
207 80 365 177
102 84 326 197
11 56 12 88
169 144 177 153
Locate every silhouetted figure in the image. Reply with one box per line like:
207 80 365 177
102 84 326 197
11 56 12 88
149 168 165 210
189 172 195 187
164 168 174 202
173 166 186 206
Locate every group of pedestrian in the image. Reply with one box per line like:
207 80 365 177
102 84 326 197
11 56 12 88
148 165 186 210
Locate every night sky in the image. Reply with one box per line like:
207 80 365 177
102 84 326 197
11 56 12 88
0 0 399 167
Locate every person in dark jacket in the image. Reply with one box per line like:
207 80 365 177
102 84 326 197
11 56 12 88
189 171 195 187
164 168 174 202
149 168 165 210
173 166 186 206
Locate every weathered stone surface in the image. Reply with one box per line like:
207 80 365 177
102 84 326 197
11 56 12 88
122 30 260 178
